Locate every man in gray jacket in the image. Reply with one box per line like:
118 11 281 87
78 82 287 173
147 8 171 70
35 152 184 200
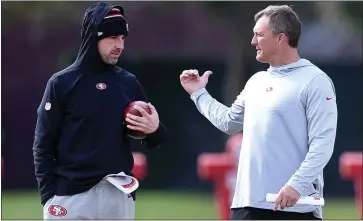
180 5 337 220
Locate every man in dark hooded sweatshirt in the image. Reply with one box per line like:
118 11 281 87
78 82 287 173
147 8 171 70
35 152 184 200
33 2 167 219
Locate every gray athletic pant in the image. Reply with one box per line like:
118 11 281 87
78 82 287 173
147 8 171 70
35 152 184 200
43 180 135 219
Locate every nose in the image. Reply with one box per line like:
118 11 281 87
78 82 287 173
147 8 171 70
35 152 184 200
251 35 257 46
116 36 124 50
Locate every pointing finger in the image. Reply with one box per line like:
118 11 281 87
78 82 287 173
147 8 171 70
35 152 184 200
274 194 283 211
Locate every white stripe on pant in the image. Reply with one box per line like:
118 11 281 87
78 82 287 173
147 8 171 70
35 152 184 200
43 180 135 219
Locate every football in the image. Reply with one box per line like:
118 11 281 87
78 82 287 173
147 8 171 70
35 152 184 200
124 101 152 139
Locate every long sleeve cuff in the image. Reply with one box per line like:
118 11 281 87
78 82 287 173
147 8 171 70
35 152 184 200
190 88 208 102
144 122 167 149
287 178 307 195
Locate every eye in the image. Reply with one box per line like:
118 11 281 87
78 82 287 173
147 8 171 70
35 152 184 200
253 31 263 37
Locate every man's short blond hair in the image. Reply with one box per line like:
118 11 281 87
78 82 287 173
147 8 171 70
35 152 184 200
255 5 302 48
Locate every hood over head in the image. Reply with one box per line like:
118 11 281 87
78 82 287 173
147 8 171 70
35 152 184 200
74 2 129 70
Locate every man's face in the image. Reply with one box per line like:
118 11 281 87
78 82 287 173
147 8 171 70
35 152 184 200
97 35 125 65
251 16 282 64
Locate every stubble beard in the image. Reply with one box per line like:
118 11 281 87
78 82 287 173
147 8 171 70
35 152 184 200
101 54 118 65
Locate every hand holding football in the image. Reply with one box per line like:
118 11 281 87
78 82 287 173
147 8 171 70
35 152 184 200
124 101 155 139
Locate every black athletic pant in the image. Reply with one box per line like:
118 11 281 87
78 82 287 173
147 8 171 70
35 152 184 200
230 207 322 220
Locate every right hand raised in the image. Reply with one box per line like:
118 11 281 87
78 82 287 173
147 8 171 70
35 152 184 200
180 69 213 95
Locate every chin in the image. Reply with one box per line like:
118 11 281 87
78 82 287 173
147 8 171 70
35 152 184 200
107 60 118 65
256 54 268 63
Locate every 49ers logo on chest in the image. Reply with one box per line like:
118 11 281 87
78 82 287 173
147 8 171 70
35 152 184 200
48 205 67 217
96 83 107 90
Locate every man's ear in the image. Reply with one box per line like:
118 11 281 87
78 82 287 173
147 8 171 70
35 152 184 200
278 33 287 44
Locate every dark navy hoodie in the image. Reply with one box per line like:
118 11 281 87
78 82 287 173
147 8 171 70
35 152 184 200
33 2 167 206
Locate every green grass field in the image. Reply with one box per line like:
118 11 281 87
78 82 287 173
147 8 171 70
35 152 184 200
1 190 360 220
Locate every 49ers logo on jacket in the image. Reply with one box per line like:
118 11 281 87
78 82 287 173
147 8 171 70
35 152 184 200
96 83 107 90
48 205 67 217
